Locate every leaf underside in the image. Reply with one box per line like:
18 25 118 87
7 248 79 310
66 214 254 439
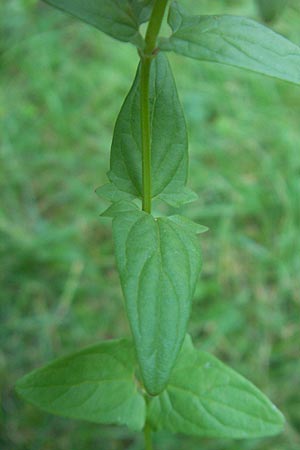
148 336 285 438
16 335 284 438
112 211 202 395
42 0 154 47
160 1 300 85
16 339 146 431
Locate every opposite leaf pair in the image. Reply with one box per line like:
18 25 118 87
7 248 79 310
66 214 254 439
16 336 284 438
44 0 300 85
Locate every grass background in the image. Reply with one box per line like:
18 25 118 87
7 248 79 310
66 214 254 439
1 0 300 449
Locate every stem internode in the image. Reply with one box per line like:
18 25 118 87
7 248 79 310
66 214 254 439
140 0 169 214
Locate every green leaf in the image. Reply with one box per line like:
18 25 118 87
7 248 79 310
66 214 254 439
101 200 139 217
113 211 202 395
109 53 190 207
255 0 287 23
148 335 285 438
160 1 300 85
168 215 208 234
95 183 136 203
42 0 154 47
158 186 198 207
16 339 146 431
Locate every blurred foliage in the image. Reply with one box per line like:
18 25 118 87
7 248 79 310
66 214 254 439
255 0 287 23
1 0 300 449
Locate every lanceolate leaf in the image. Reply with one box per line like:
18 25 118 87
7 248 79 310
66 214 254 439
109 53 192 207
42 0 154 47
16 339 145 431
148 336 285 438
113 211 202 395
160 1 300 85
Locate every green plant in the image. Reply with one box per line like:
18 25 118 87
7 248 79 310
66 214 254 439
15 1 300 448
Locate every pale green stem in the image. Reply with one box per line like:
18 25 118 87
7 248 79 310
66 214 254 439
144 422 153 450
140 57 152 213
144 0 169 55
140 0 169 213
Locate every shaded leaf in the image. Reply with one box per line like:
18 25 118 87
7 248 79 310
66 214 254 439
148 336 285 438
101 200 139 217
160 2 300 85
158 186 198 207
109 53 190 207
113 211 202 394
42 0 155 47
95 183 136 203
168 215 208 234
16 339 145 431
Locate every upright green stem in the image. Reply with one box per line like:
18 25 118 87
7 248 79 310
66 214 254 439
140 57 152 213
144 422 153 450
144 0 169 55
140 0 169 213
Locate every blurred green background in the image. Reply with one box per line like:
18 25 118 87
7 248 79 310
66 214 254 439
1 0 300 449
